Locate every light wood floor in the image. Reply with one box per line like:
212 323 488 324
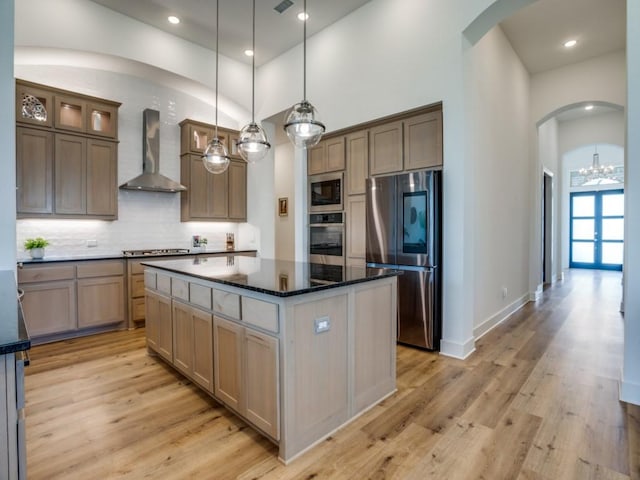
25 269 640 479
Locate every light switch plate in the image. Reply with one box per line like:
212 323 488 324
314 316 330 334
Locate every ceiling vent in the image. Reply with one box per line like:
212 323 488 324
274 0 294 14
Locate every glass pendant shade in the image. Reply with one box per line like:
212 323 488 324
284 100 325 148
202 137 230 174
237 122 271 163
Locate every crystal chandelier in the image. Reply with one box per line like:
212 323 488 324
579 147 615 184
202 0 231 174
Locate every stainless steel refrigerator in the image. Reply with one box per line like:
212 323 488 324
366 170 442 350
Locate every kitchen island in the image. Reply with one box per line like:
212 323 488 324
142 255 399 463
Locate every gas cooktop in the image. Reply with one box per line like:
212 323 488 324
122 248 190 257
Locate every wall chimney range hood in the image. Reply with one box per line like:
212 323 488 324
119 108 187 193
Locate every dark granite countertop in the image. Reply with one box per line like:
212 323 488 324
0 270 31 355
142 256 401 298
17 249 257 264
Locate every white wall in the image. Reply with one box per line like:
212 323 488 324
274 143 295 262
558 111 625 155
14 65 252 257
466 25 531 338
621 0 640 405
538 118 560 281
0 0 16 271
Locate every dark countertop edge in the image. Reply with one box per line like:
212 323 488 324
142 263 401 298
0 303 31 355
17 250 258 264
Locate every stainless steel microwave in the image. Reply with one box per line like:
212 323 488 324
308 172 343 213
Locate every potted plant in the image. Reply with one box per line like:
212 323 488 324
24 237 50 259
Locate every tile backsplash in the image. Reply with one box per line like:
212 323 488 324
15 65 258 258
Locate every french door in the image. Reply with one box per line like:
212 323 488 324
570 189 624 270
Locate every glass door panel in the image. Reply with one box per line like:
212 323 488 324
570 189 623 270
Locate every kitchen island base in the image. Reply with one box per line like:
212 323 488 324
143 257 398 463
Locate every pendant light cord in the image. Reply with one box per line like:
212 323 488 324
303 0 307 102
214 0 219 139
251 0 256 123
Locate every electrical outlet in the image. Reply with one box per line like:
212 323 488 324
87 239 98 248
314 316 330 334
502 287 508 299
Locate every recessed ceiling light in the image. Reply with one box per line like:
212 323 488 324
297 12 309 21
564 39 577 48
244 49 254 57
585 105 594 111
168 15 180 25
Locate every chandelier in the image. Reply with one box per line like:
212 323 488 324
579 147 615 184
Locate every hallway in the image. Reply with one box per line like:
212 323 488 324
24 269 639 479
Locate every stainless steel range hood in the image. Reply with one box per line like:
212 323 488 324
119 108 187 193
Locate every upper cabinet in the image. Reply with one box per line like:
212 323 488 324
345 130 369 196
15 80 120 220
369 120 404 176
403 111 443 171
179 119 247 222
308 137 345 176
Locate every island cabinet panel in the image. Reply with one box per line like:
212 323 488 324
191 307 214 393
286 294 349 451
172 300 193 376
242 297 278 333
16 127 53 214
244 330 279 439
144 289 160 352
353 283 396 411
213 316 242 412
213 290 240 320
20 281 76 337
77 276 125 328
145 289 173 362
369 120 403 176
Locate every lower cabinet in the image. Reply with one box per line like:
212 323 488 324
213 315 279 440
77 276 125 328
20 280 76 336
145 289 173 363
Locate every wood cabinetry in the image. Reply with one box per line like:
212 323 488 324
179 119 246 222
145 289 173 362
213 315 243 411
18 260 126 343
345 130 368 196
16 80 120 220
404 111 443 170
346 194 366 267
369 120 404 176
308 137 345 175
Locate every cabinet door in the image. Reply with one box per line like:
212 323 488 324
16 127 53 214
86 139 117 217
191 307 213 393
20 281 77 336
325 137 346 172
77 276 125 328
210 168 229 219
145 290 160 351
186 154 211 219
16 83 53 127
172 300 193 376
213 316 242 411
54 134 86 214
228 160 247 221
54 95 86 133
346 194 366 261
369 120 403 176
404 111 443 170
244 330 279 439
346 130 368 196
86 102 118 138
157 293 173 362
189 124 228 154
307 143 326 176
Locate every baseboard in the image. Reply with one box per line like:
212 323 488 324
619 375 640 406
473 293 530 340
529 284 543 302
440 336 476 360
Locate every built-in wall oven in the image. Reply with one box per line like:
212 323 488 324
309 211 345 266
309 172 343 213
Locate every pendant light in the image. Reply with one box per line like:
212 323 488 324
237 0 271 163
202 0 230 174
284 0 325 148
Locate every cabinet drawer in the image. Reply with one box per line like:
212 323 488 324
190 283 212 310
242 297 279 333
77 260 124 278
156 274 171 295
131 274 145 297
144 271 156 290
132 297 146 321
18 265 75 283
129 260 145 275
213 290 240 320
172 278 189 301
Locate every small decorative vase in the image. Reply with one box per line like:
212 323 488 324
29 248 45 259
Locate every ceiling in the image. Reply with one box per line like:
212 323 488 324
89 0 372 66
